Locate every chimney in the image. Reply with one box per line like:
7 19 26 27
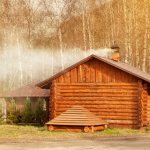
110 44 120 61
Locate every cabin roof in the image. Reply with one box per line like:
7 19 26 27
37 54 150 88
2 85 50 98
2 54 150 98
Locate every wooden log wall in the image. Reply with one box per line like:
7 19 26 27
141 83 150 127
50 81 56 119
146 96 150 126
51 82 140 128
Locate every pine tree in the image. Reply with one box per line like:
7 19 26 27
22 97 34 123
0 102 4 124
34 98 45 124
7 99 18 124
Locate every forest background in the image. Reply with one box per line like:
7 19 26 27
0 0 150 94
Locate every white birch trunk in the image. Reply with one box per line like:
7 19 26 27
87 14 92 50
51 50 54 75
82 11 87 52
142 0 148 72
58 27 64 70
123 0 129 63
17 32 23 86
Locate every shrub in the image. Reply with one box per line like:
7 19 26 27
21 97 34 123
7 99 18 124
34 98 46 124
0 102 4 124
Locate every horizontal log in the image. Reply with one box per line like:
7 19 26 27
56 105 138 109
101 116 137 120
57 90 138 93
93 126 105 131
106 119 138 125
57 87 139 90
144 112 150 116
55 83 138 86
56 108 138 113
143 117 150 120
56 97 138 101
109 124 139 129
56 101 138 105
56 94 138 97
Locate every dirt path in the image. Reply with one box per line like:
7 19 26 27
0 136 150 150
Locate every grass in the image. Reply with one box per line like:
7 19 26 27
0 125 150 140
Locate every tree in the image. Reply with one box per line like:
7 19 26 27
34 98 46 124
7 99 18 124
22 97 34 123
0 102 4 124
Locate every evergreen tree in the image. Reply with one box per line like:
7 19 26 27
0 102 4 124
34 98 45 124
7 99 18 124
22 97 34 123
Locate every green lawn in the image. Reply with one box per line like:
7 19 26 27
0 125 150 140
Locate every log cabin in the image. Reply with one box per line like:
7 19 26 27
37 54 150 129
2 54 150 130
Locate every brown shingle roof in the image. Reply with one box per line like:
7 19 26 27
37 54 150 88
3 85 50 98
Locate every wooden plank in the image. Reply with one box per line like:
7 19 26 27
70 68 78 83
85 62 91 82
95 60 101 82
101 62 108 83
90 60 96 82
81 63 86 82
63 71 71 83
78 65 83 82
58 75 64 83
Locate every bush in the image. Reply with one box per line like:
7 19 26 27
34 98 46 124
7 99 19 124
0 102 4 124
21 97 34 123
6 97 47 124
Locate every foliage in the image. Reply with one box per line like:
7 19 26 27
6 97 47 124
34 98 46 124
21 97 34 123
0 102 4 124
7 99 19 124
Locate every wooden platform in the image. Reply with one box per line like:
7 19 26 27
46 105 107 132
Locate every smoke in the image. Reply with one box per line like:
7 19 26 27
0 47 114 91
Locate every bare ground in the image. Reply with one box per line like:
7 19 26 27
0 136 150 150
